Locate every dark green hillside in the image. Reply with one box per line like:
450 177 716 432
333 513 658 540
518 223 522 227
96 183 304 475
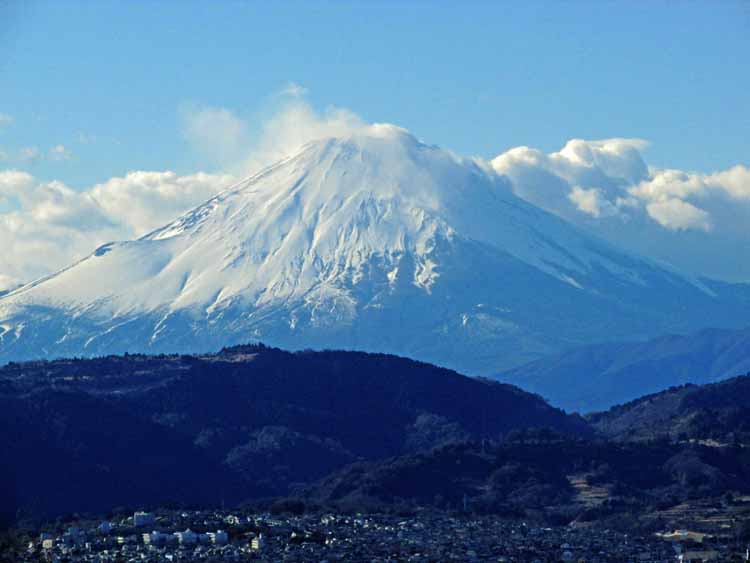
0 344 587 525
589 374 750 443
303 433 750 525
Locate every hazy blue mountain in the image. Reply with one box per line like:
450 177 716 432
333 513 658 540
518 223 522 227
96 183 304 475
498 327 750 412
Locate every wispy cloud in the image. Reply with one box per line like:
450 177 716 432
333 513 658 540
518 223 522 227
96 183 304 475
19 146 40 163
239 98 364 176
76 132 97 145
14 144 74 165
280 81 309 98
49 144 73 161
180 93 365 177
179 103 249 167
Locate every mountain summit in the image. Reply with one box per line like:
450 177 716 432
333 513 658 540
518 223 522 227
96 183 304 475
1 125 748 372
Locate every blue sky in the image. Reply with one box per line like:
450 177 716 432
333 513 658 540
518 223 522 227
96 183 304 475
1 1 750 287
2 1 749 188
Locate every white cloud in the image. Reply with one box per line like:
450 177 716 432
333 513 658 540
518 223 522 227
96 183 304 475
490 137 750 234
0 168 235 285
567 186 618 218
180 104 248 167
280 82 309 98
89 170 235 234
1 144 75 165
631 165 750 205
0 169 35 197
492 138 650 221
19 146 40 163
709 165 750 200
0 205 120 286
48 144 73 161
32 185 112 230
239 99 364 175
76 132 96 144
645 198 712 232
181 94 365 176
0 113 12 128
491 138 750 280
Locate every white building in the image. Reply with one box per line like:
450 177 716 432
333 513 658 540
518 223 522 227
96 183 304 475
175 529 198 545
207 531 229 545
251 533 264 551
41 539 54 550
143 531 168 545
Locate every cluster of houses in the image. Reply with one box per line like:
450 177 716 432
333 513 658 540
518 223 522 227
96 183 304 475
25 511 261 561
10 509 749 562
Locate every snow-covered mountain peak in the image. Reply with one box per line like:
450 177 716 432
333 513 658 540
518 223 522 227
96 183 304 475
2 126 655 313
134 125 624 296
2 124 746 373
3 127 488 311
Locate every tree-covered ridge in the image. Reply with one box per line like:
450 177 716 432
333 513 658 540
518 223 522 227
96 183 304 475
0 344 586 527
588 374 750 442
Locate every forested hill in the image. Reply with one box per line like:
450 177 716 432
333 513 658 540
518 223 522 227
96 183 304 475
588 374 750 442
0 344 587 526
301 435 750 524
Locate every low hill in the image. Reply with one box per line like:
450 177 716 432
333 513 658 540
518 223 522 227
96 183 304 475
302 432 750 526
589 374 750 443
0 344 587 526
497 327 750 412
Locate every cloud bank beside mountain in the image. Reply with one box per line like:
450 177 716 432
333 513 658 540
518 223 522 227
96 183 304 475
492 138 750 281
0 169 236 290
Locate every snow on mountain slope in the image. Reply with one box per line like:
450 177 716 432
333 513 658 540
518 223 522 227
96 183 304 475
1 124 749 373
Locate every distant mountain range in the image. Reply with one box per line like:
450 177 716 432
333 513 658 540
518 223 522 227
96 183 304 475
498 326 750 412
2 125 750 378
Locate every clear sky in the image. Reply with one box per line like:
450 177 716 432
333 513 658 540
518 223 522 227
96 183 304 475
2 1 749 188
1 1 750 288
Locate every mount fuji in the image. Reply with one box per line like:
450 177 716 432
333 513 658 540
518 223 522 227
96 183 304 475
1 124 748 373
